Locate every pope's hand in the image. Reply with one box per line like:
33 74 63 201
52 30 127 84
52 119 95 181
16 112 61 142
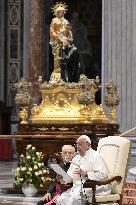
42 193 51 201
73 167 87 176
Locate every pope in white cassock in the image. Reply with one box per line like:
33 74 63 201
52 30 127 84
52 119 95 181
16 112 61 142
56 135 111 205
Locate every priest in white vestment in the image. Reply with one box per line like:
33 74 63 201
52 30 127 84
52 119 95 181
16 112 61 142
56 135 111 205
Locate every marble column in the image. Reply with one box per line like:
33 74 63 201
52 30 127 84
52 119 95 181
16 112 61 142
102 0 136 133
23 0 29 79
28 0 47 82
0 0 5 102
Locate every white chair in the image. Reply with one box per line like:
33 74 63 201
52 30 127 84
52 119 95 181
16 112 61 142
84 135 131 205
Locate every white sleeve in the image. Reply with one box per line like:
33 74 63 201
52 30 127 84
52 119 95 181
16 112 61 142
66 155 81 183
67 155 79 176
87 153 109 181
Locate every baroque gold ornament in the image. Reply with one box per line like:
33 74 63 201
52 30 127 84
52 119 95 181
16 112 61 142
15 78 32 124
105 81 120 123
19 107 28 124
15 78 32 106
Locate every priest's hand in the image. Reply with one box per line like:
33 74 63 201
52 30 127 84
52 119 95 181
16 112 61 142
56 174 63 181
42 193 51 202
56 174 65 184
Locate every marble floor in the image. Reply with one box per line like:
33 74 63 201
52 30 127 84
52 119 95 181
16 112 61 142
0 195 40 205
0 157 135 205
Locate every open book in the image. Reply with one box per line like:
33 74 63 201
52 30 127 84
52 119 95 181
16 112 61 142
50 163 72 183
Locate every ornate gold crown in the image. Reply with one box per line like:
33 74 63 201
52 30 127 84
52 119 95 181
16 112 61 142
51 2 68 16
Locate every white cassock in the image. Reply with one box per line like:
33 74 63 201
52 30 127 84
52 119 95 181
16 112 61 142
56 148 111 205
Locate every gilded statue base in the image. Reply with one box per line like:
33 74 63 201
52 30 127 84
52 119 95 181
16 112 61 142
31 86 84 124
30 76 109 125
19 107 28 124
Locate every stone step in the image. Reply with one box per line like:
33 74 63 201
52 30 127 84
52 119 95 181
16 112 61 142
0 180 14 188
0 194 40 202
123 196 136 205
0 176 14 180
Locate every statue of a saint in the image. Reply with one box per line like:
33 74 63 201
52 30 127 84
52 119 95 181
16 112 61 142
50 2 84 83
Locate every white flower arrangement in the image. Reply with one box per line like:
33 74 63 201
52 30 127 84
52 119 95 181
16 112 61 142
14 144 53 189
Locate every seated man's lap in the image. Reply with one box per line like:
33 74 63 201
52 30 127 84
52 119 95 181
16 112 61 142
56 186 93 204
56 191 87 205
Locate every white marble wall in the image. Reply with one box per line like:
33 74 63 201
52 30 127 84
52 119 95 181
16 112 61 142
102 0 136 133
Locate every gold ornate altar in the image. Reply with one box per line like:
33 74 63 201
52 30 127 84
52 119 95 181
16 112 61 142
29 75 108 124
15 75 120 125
31 85 83 124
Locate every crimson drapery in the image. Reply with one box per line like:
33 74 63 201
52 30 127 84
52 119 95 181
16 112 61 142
0 139 12 161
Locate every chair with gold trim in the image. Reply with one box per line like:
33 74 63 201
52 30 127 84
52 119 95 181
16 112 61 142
84 135 131 205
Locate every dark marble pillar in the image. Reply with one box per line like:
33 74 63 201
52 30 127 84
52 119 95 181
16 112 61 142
28 0 47 82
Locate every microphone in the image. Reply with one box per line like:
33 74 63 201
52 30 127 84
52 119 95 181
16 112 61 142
70 161 80 167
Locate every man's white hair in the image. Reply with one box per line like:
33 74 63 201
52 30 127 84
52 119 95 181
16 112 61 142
62 145 75 152
78 135 91 144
